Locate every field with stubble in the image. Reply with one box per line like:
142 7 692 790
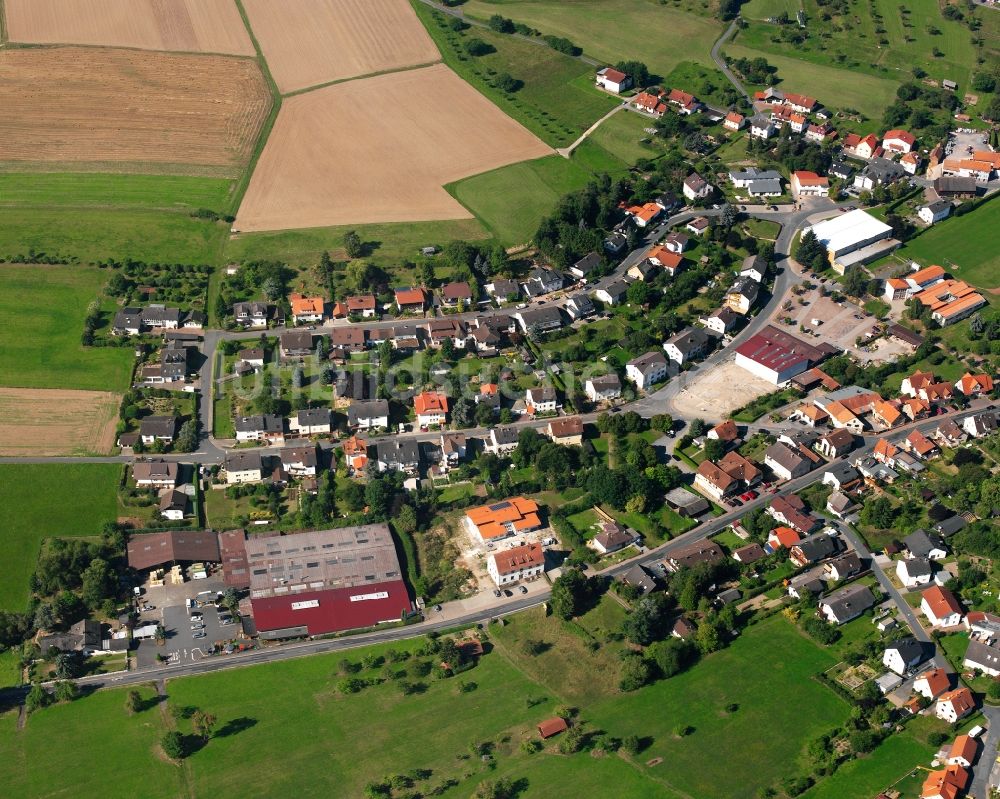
0 47 271 176
0 388 120 456
4 0 255 55
242 0 441 93
234 63 552 232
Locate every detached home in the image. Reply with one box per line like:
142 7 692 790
921 585 963 628
488 542 545 587
626 351 669 390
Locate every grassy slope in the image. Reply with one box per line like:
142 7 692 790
800 734 933 799
741 0 800 19
891 200 1000 290
0 173 235 211
462 0 723 80
412 0 618 148
723 43 899 120
0 264 133 391
0 464 119 611
586 109 666 164
447 155 594 245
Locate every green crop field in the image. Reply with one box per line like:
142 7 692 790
462 0 724 82
893 200 1000 291
0 264 134 391
0 464 119 611
413 1 618 148
0 173 235 213
448 155 593 245
723 43 899 120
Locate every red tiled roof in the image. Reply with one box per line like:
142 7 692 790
537 717 568 738
395 286 427 306
492 542 544 575
251 579 411 636
922 585 963 619
414 391 449 415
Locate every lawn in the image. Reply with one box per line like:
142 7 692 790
0 649 22 690
741 0 800 20
799 733 932 799
566 507 600 537
723 42 900 120
0 207 229 265
586 615 851 799
462 0 724 81
0 264 134 391
892 200 1000 291
0 464 120 610
586 109 666 165
448 155 593 245
0 173 235 213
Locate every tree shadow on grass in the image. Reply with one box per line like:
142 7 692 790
214 716 258 738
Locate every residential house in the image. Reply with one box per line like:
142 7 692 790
547 417 583 447
921 585 964 628
523 387 555 417
683 172 712 201
346 294 377 317
663 232 689 253
626 351 669 390
440 281 472 307
585 374 622 403
749 114 776 139
819 583 875 624
921 764 970 799
768 494 819 534
439 432 467 471
822 462 861 492
824 551 862 582
963 638 1000 677
817 429 856 460
663 540 724 572
904 430 939 460
913 667 951 700
139 416 177 446
897 557 933 588
484 426 519 456
729 167 782 190
619 564 657 595
725 276 760 315
791 403 830 428
936 687 975 723
280 445 318 477
342 435 368 474
708 419 740 447
515 306 564 335
883 637 926 675
232 301 274 328
376 439 421 474
872 400 903 428
685 216 710 236
767 525 801 552
701 306 740 336
663 327 709 365
488 542 545 587
694 461 737 501
414 391 449 427
159 489 188 521
964 411 998 439
465 497 541 544
225 451 264 484
764 442 813 481
718 451 761 486
132 459 179 489
627 260 658 283
395 286 428 314
236 348 265 375
593 280 629 306
918 199 952 226
234 414 285 446
564 293 596 321
633 90 667 116
935 516 968 539
805 124 835 144
854 157 906 191
486 279 521 303
590 523 636 555
828 159 854 181
279 329 313 360
826 491 858 519
289 293 324 324
955 372 994 397
569 252 602 282
789 532 839 567
723 111 744 131
947 736 978 769
291 408 333 436
666 88 701 114
523 267 563 298
347 399 389 431
904 530 947 561
645 245 684 276
844 132 879 159
625 202 663 228
882 129 916 154
595 66 631 93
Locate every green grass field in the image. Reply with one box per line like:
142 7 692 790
0 173 235 213
741 0 801 20
448 155 593 244
800 732 933 799
733 0 978 92
0 264 134 391
892 200 1000 290
413 0 618 147
586 109 665 165
462 0 724 81
0 464 120 611
723 43 900 120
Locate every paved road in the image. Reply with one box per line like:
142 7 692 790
710 19 751 103
971 705 1000 799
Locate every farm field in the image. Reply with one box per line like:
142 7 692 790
3 0 255 56
234 64 552 232
0 208 228 266
891 201 1000 291
0 388 120 457
723 43 899 120
414 2 619 148
0 464 119 611
734 0 981 91
243 0 441 94
448 155 593 245
0 47 271 176
0 264 134 391
462 0 723 81
0 173 235 213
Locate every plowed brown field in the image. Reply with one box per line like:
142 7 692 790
233 64 552 232
0 388 120 456
242 0 441 93
4 0 255 55
0 47 271 173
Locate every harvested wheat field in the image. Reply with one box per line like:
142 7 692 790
0 388 120 456
4 0 255 55
242 0 441 93
234 64 552 231
0 47 271 174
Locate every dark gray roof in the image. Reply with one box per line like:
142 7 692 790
934 516 968 536
665 327 709 356
347 399 389 424
747 178 783 194
572 252 602 274
965 639 1000 673
628 350 668 375
903 529 945 558
827 551 862 578
924 199 951 214
518 306 564 329
821 583 875 622
376 439 420 466
490 426 520 445
234 414 283 434
825 462 859 484
899 556 932 578
886 636 925 665
280 329 314 351
297 408 332 426
225 451 264 472
860 157 905 183
729 275 760 301
794 532 839 562
139 415 177 438
619 564 656 595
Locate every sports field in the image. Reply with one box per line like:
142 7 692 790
234 64 551 231
4 0 255 56
0 264 134 392
448 155 593 245
0 388 120 457
0 46 271 175
723 43 899 119
0 464 119 611
895 201 1000 291
462 0 723 80
243 0 441 93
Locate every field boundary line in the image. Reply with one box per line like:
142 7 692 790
0 0 7 45
282 59 445 99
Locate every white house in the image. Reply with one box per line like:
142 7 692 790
585 374 622 403
625 351 668 390
224 452 264 485
896 557 933 588
347 400 389 431
918 200 952 226
487 542 546 587
749 114 776 140
526 387 557 415
920 586 964 628
913 667 950 700
683 172 712 201
882 638 925 675
595 67 631 94
936 687 976 723
964 638 1000 677
790 170 829 197
484 426 519 456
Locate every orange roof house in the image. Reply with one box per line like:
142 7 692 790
342 435 369 473
289 293 325 320
465 497 542 541
767 526 801 550
914 279 986 325
956 372 994 396
873 438 899 463
914 667 951 699
922 764 969 799
395 286 428 309
646 245 684 273
872 399 903 427
901 397 930 420
906 429 938 458
346 294 377 312
903 369 936 396
708 419 739 443
909 264 946 287
724 111 745 129
626 203 663 225
947 735 978 767
796 404 829 424
414 391 449 420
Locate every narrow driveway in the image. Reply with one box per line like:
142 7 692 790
710 19 751 103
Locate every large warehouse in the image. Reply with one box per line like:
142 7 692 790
735 325 834 385
220 524 412 638
807 209 898 274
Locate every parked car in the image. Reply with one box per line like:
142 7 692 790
189 613 203 622
519 586 528 595
493 589 501 598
